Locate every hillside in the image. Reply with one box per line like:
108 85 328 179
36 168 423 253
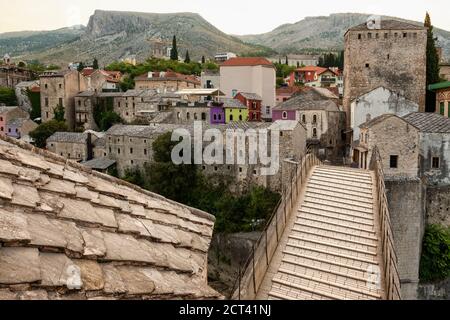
237 13 450 60
0 27 85 59
0 10 264 66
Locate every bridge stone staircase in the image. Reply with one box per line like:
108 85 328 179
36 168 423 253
261 166 383 300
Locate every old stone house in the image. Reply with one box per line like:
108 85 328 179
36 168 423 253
350 86 419 145
0 134 220 300
81 68 121 93
272 87 345 161
0 65 34 89
6 118 38 139
104 124 183 175
0 106 29 135
134 71 200 92
173 102 210 125
40 70 87 130
46 131 102 162
343 20 427 127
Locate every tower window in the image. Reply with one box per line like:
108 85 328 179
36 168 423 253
365 63 370 68
432 157 440 169
390 155 398 169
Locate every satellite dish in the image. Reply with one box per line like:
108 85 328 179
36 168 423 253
366 15 382 30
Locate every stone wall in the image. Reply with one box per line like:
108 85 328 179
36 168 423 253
385 179 426 299
426 185 450 226
344 27 427 125
419 132 450 186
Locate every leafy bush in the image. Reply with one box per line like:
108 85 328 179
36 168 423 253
419 224 450 282
0 87 17 106
29 120 68 148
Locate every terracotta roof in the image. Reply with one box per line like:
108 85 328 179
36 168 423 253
294 66 328 73
276 87 302 96
81 68 95 77
220 57 274 67
0 135 220 300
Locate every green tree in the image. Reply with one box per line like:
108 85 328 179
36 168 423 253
0 87 17 106
53 104 65 122
184 50 191 64
27 88 41 120
77 62 85 72
93 58 99 70
119 76 135 91
29 120 68 148
99 111 122 131
420 224 450 282
425 12 441 112
170 35 179 61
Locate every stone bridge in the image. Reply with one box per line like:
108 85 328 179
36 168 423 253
231 150 401 300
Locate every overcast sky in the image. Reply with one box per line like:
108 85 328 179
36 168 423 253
1 0 449 34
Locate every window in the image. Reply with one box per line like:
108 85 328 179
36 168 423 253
368 33 372 39
365 63 370 68
390 155 398 169
130 148 133 154
282 111 288 120
239 167 243 173
194 113 198 120
266 106 271 115
45 98 49 107
202 113 206 121
302 114 306 123
8 128 11 133
358 34 362 39
45 84 48 89
230 114 233 121
384 33 388 39
239 115 243 121
59 84 62 89
403 32 407 38
78 100 81 106
312 128 317 138
432 157 440 169
213 114 217 121
144 149 147 156
440 102 445 115
312 115 317 124
131 160 134 165
118 148 121 155
186 112 190 120
387 54 390 60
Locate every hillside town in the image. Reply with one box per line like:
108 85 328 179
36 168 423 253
0 9 450 303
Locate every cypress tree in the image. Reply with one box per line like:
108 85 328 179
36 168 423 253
425 12 441 112
184 50 191 64
285 56 289 65
202 55 206 64
170 35 179 61
93 58 99 70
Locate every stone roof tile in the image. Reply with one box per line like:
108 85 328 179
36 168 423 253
0 134 219 299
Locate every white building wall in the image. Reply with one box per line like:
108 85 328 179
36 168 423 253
351 87 419 142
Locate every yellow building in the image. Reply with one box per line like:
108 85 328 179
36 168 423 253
222 98 248 123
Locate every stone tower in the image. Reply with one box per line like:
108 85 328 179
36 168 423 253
343 19 427 128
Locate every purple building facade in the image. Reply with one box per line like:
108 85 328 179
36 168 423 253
272 109 297 121
210 103 226 124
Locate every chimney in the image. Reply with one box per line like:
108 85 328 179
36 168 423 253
86 132 94 161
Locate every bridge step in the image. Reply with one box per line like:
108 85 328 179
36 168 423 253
308 181 373 195
295 219 377 241
309 176 373 191
315 168 372 180
300 207 374 227
264 166 384 300
306 183 373 200
313 172 373 184
306 187 373 205
305 192 374 211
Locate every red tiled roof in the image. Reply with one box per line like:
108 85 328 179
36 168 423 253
30 86 40 93
295 66 328 73
81 68 95 77
220 57 274 67
277 86 302 96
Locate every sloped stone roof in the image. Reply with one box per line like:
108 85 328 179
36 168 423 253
348 19 426 31
0 135 220 300
403 112 450 133
273 88 340 112
47 132 87 144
